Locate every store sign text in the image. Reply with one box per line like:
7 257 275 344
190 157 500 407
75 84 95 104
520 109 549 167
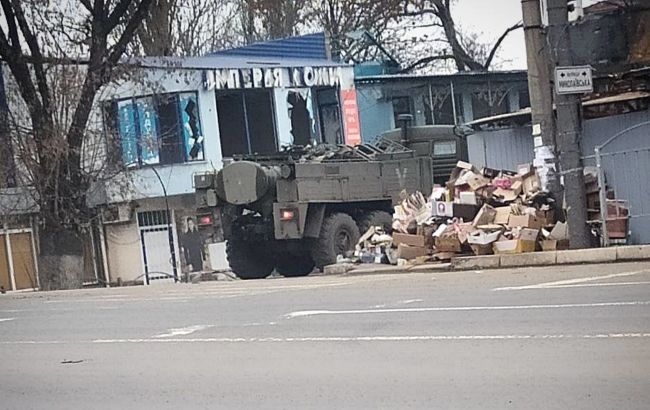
203 67 343 90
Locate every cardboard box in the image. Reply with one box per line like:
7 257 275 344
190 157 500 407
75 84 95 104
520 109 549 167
538 209 555 226
508 214 544 229
467 230 501 245
392 233 426 248
494 228 539 254
482 167 500 179
397 244 429 260
472 204 497 227
523 174 541 196
494 207 513 225
435 236 462 253
470 243 494 255
466 172 491 191
517 163 535 178
458 191 478 205
541 239 570 251
493 188 518 202
432 201 454 217
453 203 480 221
493 239 536 254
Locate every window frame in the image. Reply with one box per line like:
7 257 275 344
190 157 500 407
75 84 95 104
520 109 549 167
104 91 205 169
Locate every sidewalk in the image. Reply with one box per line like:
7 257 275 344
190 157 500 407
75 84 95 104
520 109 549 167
345 245 650 275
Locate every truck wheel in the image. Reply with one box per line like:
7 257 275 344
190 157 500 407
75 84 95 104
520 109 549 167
226 240 274 280
358 211 393 235
311 213 360 269
276 254 315 277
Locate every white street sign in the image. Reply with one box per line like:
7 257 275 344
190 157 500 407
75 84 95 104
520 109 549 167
555 66 593 95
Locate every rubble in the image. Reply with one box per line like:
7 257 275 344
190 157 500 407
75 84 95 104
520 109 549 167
352 160 561 266
349 159 626 267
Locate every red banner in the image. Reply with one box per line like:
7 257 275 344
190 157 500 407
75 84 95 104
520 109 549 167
340 89 362 146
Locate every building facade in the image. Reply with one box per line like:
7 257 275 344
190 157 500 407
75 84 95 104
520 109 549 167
87 54 359 285
355 71 530 141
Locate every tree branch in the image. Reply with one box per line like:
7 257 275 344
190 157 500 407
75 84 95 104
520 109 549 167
399 54 456 73
9 0 52 112
106 0 153 66
484 21 523 70
106 0 134 31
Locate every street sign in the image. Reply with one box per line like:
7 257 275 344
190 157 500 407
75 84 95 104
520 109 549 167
554 66 593 95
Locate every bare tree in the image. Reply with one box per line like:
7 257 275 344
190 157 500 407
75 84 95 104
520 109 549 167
136 0 243 56
0 0 153 289
398 0 523 72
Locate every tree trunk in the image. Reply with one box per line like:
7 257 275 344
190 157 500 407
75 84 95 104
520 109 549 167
38 228 86 290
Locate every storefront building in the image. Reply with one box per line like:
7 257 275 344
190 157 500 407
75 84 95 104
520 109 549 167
89 48 359 284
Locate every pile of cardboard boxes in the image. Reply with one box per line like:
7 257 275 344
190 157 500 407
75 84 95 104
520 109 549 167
355 161 573 265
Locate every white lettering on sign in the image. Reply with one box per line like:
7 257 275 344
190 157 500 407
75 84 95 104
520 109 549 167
205 66 344 90
555 66 593 95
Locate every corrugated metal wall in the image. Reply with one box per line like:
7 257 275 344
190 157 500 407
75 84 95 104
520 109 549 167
468 109 650 244
467 126 534 170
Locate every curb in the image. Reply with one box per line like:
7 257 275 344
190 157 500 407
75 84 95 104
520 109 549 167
451 245 650 271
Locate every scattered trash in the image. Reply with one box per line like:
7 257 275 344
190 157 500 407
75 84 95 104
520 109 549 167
61 360 84 365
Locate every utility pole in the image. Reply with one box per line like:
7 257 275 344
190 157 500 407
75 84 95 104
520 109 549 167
520 0 562 205
546 0 591 248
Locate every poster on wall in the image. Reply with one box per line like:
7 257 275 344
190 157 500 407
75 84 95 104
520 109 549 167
118 100 138 166
175 211 211 275
135 97 160 165
340 89 362 146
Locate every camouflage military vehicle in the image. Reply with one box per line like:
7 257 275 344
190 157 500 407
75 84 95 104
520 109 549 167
195 124 466 279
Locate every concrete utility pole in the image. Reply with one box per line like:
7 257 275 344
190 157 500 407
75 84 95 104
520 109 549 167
520 0 562 205
546 0 591 248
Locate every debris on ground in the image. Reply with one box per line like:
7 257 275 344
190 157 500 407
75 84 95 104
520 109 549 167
341 160 630 269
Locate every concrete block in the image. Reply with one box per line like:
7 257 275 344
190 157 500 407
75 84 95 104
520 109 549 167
407 263 452 272
323 263 355 275
616 245 650 261
347 264 409 275
555 247 617 264
452 255 500 270
499 251 557 268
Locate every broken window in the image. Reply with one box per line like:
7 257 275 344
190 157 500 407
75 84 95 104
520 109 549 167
107 92 203 167
423 90 464 125
316 88 342 145
391 96 412 127
216 89 277 156
471 85 510 120
287 90 314 146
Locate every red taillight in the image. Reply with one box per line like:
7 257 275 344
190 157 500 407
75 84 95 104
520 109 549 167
280 209 296 221
198 215 212 226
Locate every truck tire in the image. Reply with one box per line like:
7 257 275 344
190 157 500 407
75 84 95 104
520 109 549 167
311 212 360 269
226 240 274 280
358 210 393 235
276 253 315 277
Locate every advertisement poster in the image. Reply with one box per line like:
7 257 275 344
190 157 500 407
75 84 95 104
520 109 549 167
175 211 209 274
340 88 362 146
135 97 160 165
118 100 138 166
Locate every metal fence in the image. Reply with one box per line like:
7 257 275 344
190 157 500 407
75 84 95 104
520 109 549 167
582 121 650 245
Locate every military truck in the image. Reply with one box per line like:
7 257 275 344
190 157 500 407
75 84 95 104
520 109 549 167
195 123 467 279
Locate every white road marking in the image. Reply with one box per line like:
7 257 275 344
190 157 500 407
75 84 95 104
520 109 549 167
3 333 649 345
0 318 15 323
285 301 650 319
541 281 650 289
153 325 214 338
398 299 423 305
493 270 650 291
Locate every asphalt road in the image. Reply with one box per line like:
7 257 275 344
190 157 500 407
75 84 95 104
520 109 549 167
2 261 650 409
